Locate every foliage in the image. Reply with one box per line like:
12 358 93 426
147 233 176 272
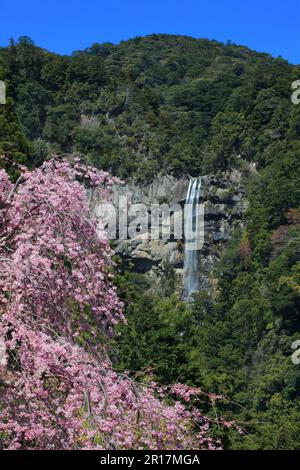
0 157 224 450
1 34 300 449
1 35 299 181
0 99 31 177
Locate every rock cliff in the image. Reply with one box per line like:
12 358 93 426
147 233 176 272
90 169 250 295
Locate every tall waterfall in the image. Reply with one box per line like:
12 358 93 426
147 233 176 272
183 178 202 299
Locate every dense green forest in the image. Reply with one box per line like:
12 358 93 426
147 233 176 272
1 34 300 449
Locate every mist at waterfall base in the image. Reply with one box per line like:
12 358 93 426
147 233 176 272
183 178 202 299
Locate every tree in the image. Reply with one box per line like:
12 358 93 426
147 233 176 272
0 157 221 450
0 98 31 178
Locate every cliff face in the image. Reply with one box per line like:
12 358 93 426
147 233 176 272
91 169 250 294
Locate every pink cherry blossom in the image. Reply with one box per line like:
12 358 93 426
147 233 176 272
0 156 224 450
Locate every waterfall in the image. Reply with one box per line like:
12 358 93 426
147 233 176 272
183 178 201 299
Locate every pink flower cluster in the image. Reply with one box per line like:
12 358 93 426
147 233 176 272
0 158 220 450
171 384 203 402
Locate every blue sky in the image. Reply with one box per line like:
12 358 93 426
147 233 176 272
1 0 299 63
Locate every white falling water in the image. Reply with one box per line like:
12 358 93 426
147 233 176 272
183 178 201 299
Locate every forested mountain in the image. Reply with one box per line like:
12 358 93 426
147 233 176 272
1 34 299 179
0 34 300 449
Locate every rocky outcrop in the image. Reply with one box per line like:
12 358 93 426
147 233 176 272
90 170 249 294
